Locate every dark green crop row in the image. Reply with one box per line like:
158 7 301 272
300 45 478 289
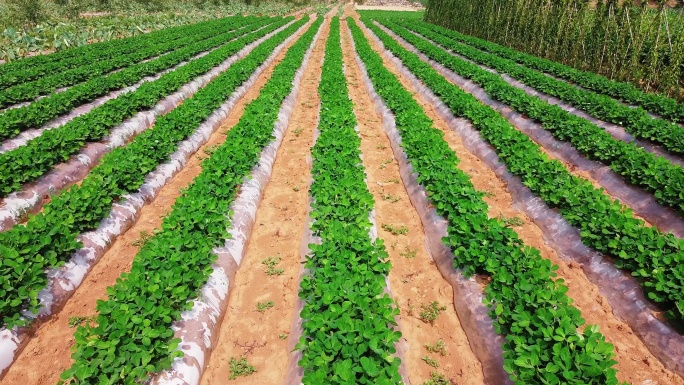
0 17 270 141
0 18 282 197
358 17 684 327
411 18 684 124
0 18 242 90
295 18 402 384
0 16 306 331
399 20 684 157
58 16 320 384
0 17 253 108
350 17 623 385
378 19 684 218
0 18 237 87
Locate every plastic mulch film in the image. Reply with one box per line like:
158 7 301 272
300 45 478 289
380 24 684 239
283 35 410 385
351 21 512 385
404 29 684 168
347 50 410 383
0 57 182 153
0 22 284 233
0 22 264 152
150 18 322 385
282 122 410 385
496 72 684 168
541 70 684 128
371 23 684 376
282 63 323 385
0 19 304 378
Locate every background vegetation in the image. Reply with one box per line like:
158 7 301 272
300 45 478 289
0 0 317 61
425 0 684 100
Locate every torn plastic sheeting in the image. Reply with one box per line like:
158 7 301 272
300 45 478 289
0 21 291 233
151 18 320 385
352 21 511 385
0 20 299 378
373 23 684 377
378 22 684 239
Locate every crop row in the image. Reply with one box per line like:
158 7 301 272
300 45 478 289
358 17 684 326
377 18 684 218
0 18 239 86
349 17 623 385
0 17 254 109
398 19 684 157
0 18 244 91
0 16 271 141
295 17 402 384
0 17 284 197
0 16 306 331
56 16 321 384
416 22 684 124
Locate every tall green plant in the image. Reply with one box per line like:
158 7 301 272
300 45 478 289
425 0 684 100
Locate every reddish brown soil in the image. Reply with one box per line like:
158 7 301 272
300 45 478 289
347 5 684 385
340 12 485 385
0 21 308 385
198 16 329 385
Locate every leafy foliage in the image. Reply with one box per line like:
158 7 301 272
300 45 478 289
57 15 320 384
262 256 284 275
399 20 684 158
421 356 439 368
418 301 445 325
0 17 280 195
0 16 306 331
0 16 257 107
424 339 446 356
295 17 403 384
424 0 684 100
229 356 257 379
379 18 684 218
350 17 624 385
0 16 272 142
0 1 311 61
413 20 684 125
423 371 451 385
256 300 275 312
361 16 684 328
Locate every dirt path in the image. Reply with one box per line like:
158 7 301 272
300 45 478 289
197 16 329 385
340 14 485 385
0 23 309 385
347 6 684 385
